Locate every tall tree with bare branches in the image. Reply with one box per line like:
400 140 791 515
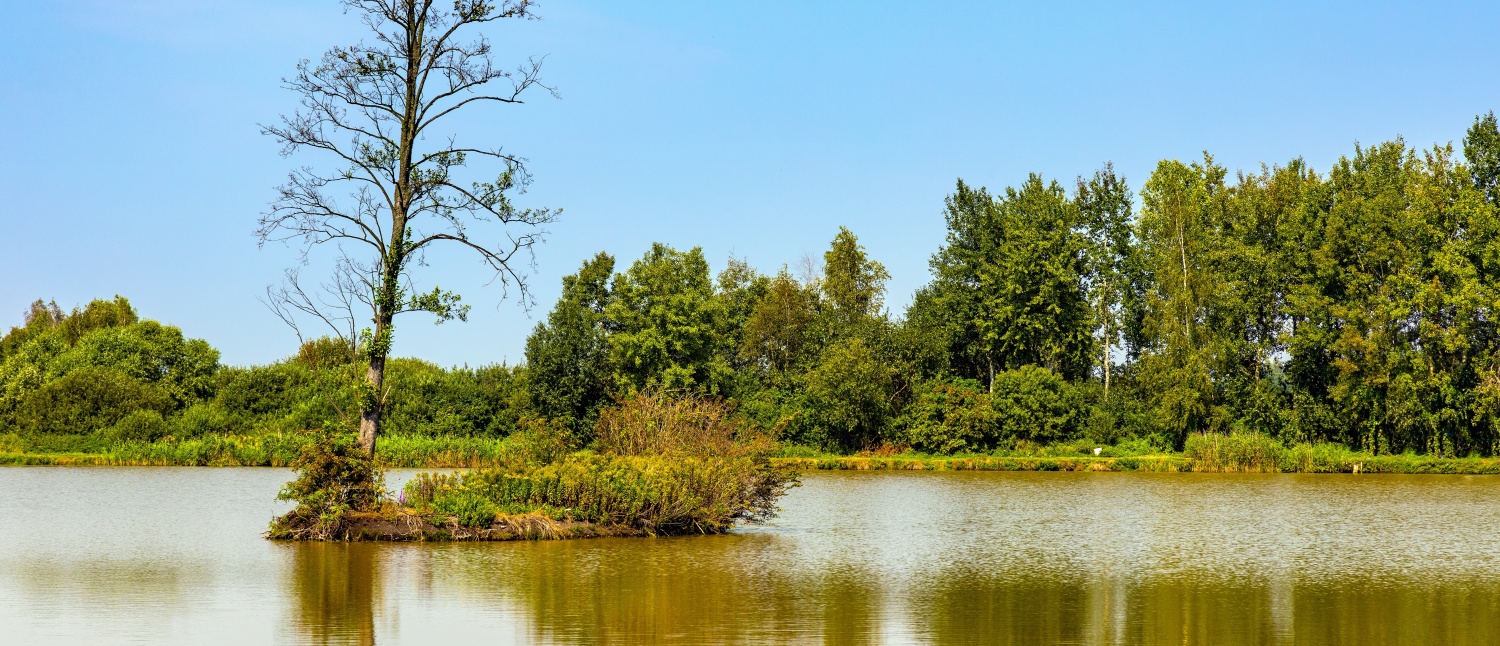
258 0 557 456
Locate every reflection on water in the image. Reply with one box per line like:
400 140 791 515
4 468 1500 644
285 544 379 646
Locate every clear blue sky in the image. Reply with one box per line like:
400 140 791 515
3 1 1498 367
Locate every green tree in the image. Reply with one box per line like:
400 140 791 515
715 256 771 372
524 253 617 431
1134 156 1229 445
606 244 730 392
929 176 1095 388
739 269 818 378
804 337 895 451
1075 164 1136 398
1466 111 1500 205
822 226 891 326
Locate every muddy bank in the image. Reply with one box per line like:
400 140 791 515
268 508 653 542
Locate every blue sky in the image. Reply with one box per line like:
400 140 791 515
3 1 1498 367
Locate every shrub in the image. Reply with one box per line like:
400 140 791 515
900 379 996 454
899 370 1081 454
50 321 219 407
407 452 797 535
504 416 580 465
172 402 236 437
269 432 385 540
594 389 775 460
381 359 525 437
213 363 315 418
802 338 895 451
0 330 69 411
990 365 1076 444
430 490 500 528
403 390 799 535
106 409 171 443
12 366 171 435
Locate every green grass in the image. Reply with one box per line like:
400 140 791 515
6 432 1500 474
0 432 513 467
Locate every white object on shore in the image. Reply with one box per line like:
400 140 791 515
1093 447 1102 456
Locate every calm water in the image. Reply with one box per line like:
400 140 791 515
3 469 1500 645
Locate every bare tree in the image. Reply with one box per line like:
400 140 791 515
258 0 557 455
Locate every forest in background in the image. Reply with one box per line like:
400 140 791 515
5 115 1500 459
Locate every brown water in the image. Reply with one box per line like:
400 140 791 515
3 469 1500 645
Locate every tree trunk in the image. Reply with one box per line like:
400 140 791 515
1103 327 1111 401
357 353 385 456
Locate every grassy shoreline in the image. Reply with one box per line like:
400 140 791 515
6 432 1500 474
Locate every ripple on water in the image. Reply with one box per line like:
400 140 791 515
3 468 1500 645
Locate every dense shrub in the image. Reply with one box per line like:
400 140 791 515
503 416 580 465
12 367 171 435
105 409 171 443
595 389 775 459
172 402 236 437
898 369 1079 454
900 379 996 454
50 321 220 406
382 359 525 437
802 338 895 451
989 365 1076 445
213 364 315 418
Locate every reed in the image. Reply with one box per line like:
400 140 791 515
1182 432 1287 472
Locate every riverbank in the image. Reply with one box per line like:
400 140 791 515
0 433 510 467
779 454 1500 474
6 432 1500 474
267 505 648 542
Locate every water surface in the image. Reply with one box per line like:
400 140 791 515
3 468 1499 644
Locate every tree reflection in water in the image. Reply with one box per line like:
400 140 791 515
259 472 1500 645
284 543 380 646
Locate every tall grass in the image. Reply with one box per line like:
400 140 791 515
1182 433 1287 472
406 452 796 534
594 389 775 460
8 429 1500 474
402 391 800 535
1183 432 1500 474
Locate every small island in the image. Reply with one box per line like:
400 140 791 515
266 392 797 542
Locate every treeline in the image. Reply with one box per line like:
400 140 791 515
5 115 1500 457
526 115 1500 457
0 298 524 449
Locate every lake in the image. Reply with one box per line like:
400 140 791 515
3 468 1499 644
